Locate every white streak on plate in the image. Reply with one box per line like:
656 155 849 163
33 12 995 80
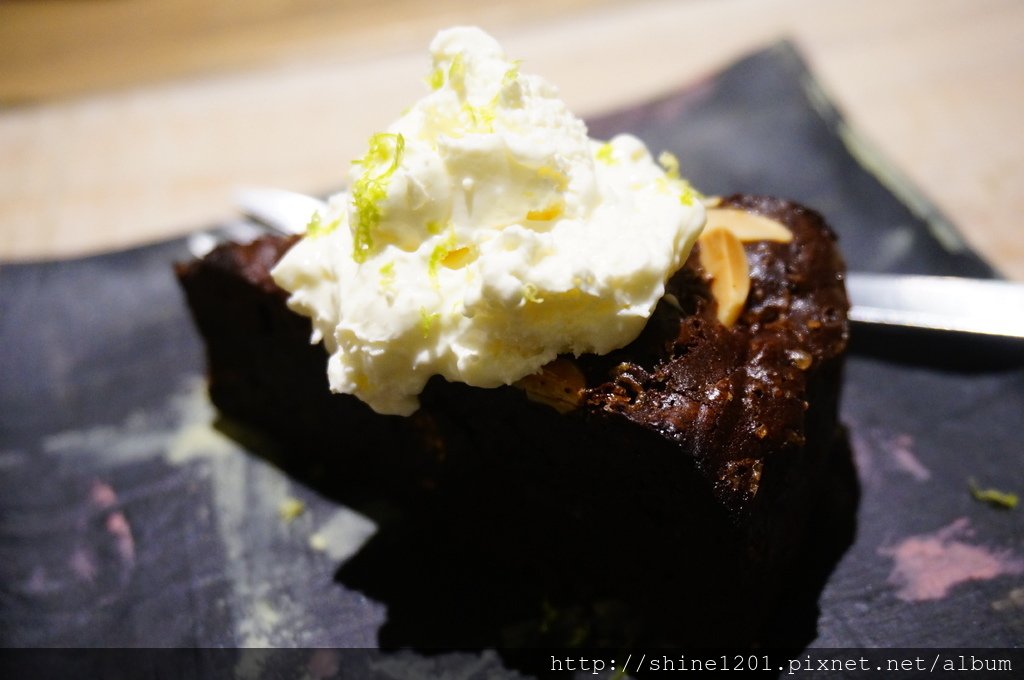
309 508 378 564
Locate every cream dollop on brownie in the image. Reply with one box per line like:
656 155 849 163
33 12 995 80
271 27 705 415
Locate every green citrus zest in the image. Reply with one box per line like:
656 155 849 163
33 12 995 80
502 60 521 87
428 228 458 279
277 498 305 523
432 51 512 134
657 150 703 206
522 283 544 303
461 101 496 133
350 132 405 262
969 478 1018 509
305 211 341 238
595 142 616 165
378 260 395 288
679 180 701 206
447 53 466 96
427 66 444 90
658 150 680 179
419 307 440 338
306 211 323 235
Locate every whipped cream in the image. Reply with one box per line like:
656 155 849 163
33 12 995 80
272 27 705 415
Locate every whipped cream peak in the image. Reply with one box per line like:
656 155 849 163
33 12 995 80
271 26 706 415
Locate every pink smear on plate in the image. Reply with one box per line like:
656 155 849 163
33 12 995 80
106 511 136 564
89 480 117 509
880 518 1023 602
69 546 98 582
846 425 931 486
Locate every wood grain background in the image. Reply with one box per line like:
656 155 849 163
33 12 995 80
1 0 1022 278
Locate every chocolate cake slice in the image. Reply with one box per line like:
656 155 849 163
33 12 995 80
175 194 851 647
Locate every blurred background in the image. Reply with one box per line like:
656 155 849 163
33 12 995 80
1 0 1022 278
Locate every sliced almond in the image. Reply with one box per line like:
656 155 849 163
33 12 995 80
706 207 793 243
698 226 750 328
515 357 585 413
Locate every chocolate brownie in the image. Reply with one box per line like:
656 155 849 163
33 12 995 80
175 194 851 648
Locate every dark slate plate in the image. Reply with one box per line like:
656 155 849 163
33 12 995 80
2 42 1022 669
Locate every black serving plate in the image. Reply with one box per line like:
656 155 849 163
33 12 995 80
2 43 1022 674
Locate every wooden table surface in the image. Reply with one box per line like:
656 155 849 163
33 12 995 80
2 0 1022 279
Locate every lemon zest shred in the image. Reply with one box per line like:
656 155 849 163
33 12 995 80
658 150 681 179
426 66 444 91
378 260 396 289
428 228 458 279
447 53 466 96
679 180 703 207
305 211 341 238
419 308 440 338
522 283 544 304
502 60 521 87
595 142 616 165
969 478 1018 509
350 132 405 262
461 101 496 133
655 150 704 206
278 498 305 523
